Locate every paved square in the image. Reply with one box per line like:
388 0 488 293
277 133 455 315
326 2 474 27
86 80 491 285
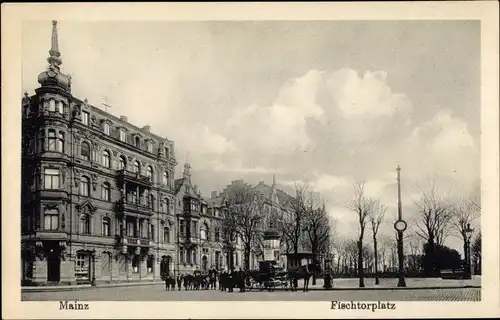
22 284 480 301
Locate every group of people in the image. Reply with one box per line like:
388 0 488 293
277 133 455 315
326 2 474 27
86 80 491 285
163 266 248 292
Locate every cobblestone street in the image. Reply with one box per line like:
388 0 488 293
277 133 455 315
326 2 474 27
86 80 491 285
22 284 480 301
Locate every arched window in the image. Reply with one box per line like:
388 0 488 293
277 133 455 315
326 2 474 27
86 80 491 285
147 166 153 181
149 194 155 210
44 208 59 230
81 142 90 161
80 176 90 196
133 161 140 173
132 255 139 273
118 156 126 170
192 248 197 265
57 131 65 152
119 128 126 142
200 223 208 240
102 150 111 168
180 248 185 264
101 182 111 201
163 226 170 243
147 255 154 273
102 217 111 236
134 136 140 148
163 171 169 185
163 198 169 213
80 214 90 234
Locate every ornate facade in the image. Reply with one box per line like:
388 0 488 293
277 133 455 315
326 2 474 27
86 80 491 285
21 21 177 285
174 163 243 274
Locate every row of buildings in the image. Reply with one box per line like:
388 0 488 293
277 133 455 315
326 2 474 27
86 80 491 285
21 21 309 286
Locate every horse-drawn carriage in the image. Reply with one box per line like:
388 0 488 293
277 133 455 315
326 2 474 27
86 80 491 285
246 260 290 291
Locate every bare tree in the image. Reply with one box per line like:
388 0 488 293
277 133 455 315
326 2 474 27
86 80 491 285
218 201 238 270
369 199 386 284
451 197 481 261
279 183 309 258
471 233 481 275
305 198 331 284
413 181 453 246
346 181 375 287
222 181 266 270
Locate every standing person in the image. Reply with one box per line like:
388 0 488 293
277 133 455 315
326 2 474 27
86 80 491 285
238 267 245 293
177 273 183 291
219 268 226 291
228 268 235 292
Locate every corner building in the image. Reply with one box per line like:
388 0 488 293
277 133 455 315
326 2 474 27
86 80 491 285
21 21 177 285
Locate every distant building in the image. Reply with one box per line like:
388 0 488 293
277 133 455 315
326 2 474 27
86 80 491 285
174 163 243 273
21 21 177 285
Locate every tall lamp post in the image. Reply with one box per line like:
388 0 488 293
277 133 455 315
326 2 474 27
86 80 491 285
394 165 407 287
464 223 474 280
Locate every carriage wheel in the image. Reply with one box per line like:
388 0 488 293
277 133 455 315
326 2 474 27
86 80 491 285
246 281 253 292
266 281 275 292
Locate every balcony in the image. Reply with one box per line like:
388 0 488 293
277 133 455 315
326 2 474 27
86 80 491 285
115 235 152 248
179 234 200 245
116 198 154 217
117 169 152 187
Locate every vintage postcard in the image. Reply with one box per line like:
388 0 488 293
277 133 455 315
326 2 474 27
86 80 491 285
2 1 499 319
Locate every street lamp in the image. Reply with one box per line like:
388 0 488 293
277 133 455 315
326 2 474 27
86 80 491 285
91 249 96 286
464 223 474 280
395 165 407 287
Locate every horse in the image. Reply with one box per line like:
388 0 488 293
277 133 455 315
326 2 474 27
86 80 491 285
287 265 312 292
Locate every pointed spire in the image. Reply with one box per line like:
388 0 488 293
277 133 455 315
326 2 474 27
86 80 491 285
47 20 62 69
183 162 191 180
272 174 276 186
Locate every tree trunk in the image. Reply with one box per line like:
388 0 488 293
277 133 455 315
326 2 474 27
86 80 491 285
373 235 379 285
244 244 251 271
312 249 317 285
357 239 365 287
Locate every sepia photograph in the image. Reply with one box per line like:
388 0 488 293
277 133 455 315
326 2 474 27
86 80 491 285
2 2 499 319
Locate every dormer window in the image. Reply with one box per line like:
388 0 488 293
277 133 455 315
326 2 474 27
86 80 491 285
147 141 153 153
134 136 141 148
164 147 169 158
119 128 126 142
81 111 89 126
103 122 110 135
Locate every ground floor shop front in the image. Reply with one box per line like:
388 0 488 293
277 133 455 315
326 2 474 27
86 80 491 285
21 240 176 286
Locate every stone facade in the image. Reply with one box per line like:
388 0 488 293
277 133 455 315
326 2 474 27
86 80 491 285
174 164 243 274
21 21 177 285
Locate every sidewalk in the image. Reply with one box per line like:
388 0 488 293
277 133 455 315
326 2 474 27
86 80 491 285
22 281 165 292
290 276 481 291
22 276 480 292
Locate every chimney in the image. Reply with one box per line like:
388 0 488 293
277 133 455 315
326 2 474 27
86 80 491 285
142 125 151 132
259 181 265 185
193 185 198 193
120 116 128 122
211 191 217 199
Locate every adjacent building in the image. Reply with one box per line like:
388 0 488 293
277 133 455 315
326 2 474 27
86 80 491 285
174 163 244 274
21 21 177 285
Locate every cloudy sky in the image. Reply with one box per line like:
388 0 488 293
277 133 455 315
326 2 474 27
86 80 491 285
22 20 480 252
